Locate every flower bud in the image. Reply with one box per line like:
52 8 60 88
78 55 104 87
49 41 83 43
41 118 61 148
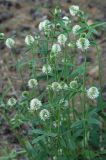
51 44 61 54
5 38 15 48
25 35 34 45
58 34 67 45
0 33 5 40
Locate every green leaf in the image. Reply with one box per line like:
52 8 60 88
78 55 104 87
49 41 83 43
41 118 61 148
90 22 106 28
29 129 57 137
71 120 83 129
24 140 37 158
32 135 46 144
71 64 86 78
88 117 101 126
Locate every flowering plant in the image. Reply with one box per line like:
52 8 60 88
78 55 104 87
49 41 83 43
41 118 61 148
0 5 106 160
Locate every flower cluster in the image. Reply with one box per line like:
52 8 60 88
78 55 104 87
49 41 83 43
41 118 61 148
72 25 81 35
29 98 42 111
42 64 52 74
87 87 99 99
38 19 51 34
58 34 67 45
69 80 78 89
76 37 90 50
7 97 17 106
25 35 34 45
51 82 62 92
69 5 79 16
39 109 50 121
28 79 38 88
51 44 61 54
5 38 15 48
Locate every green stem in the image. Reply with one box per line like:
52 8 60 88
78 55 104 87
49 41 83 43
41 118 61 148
83 50 87 148
96 46 102 96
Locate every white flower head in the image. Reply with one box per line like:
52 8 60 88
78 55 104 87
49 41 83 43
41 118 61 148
30 98 42 111
59 99 69 107
38 19 50 31
60 82 68 90
46 85 52 91
5 38 15 48
69 5 80 16
57 34 67 45
39 109 50 121
28 79 38 88
51 44 61 54
62 16 71 26
76 38 90 50
87 87 99 99
72 25 81 35
51 82 62 92
42 64 52 74
70 80 78 89
25 35 34 45
7 97 17 106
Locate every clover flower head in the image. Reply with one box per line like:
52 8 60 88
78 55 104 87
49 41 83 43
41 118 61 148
39 109 50 121
62 16 71 26
69 5 79 16
46 85 52 90
76 38 90 50
25 35 34 45
87 87 99 99
28 79 38 88
0 33 5 39
57 34 67 45
30 98 42 111
51 43 61 54
7 97 17 106
42 64 52 74
72 25 81 35
38 19 50 31
69 80 78 89
59 99 69 107
60 82 68 90
51 82 62 92
5 38 15 48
